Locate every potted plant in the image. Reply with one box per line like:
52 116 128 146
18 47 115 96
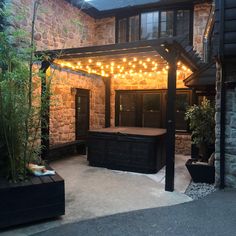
184 98 215 184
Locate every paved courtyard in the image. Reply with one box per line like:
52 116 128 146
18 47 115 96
1 154 191 236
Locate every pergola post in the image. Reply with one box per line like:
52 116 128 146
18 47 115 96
40 60 51 160
165 55 177 192
104 77 111 128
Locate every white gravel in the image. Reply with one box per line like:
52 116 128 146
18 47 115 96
185 182 216 200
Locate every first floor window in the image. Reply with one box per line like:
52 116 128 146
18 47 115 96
117 15 139 43
141 11 159 40
160 11 174 38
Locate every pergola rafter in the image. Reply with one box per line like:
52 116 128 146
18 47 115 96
36 37 200 192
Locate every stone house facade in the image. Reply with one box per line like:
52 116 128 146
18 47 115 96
6 0 213 156
214 0 236 188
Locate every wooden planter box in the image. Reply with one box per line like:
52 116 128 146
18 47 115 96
185 159 215 184
0 172 65 229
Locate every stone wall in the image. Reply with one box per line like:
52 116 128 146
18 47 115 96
193 3 212 57
215 61 236 188
94 17 116 45
8 0 115 50
49 68 105 145
175 134 191 155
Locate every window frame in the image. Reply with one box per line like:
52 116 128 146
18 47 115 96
115 89 192 132
115 6 193 44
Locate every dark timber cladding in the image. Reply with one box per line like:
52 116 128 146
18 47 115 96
215 0 236 57
36 39 200 191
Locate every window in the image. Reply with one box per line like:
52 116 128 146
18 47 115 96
141 12 159 40
175 92 190 131
129 15 140 42
117 9 192 43
116 90 191 131
160 11 174 37
119 93 136 126
118 18 127 43
176 10 190 39
117 15 139 43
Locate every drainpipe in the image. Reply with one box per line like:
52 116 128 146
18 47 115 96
219 0 225 189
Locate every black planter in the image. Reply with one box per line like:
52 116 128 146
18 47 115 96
185 159 215 184
0 171 65 229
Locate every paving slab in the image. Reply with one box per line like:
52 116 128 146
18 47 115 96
0 155 191 236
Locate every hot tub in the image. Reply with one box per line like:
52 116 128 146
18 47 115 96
87 127 166 174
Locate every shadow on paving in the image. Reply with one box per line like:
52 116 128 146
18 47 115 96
32 189 236 236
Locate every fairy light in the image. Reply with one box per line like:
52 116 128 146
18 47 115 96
88 59 92 63
123 58 127 62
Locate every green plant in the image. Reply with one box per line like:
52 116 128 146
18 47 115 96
0 1 48 182
185 98 215 160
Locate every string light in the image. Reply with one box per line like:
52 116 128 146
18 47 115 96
56 58 192 78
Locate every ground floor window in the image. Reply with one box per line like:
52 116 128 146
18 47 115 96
115 89 191 131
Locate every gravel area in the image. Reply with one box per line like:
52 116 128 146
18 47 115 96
185 182 216 200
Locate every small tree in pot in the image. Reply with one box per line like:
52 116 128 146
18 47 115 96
184 98 215 184
185 98 215 162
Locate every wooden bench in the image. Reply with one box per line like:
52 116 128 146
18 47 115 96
0 171 65 229
48 140 86 161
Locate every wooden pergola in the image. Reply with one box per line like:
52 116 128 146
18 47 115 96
37 38 200 191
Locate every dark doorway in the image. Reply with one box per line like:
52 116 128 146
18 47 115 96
75 89 90 140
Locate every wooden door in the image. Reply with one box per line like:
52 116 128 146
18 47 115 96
75 89 89 139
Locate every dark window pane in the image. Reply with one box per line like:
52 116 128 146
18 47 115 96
160 11 173 37
142 94 161 128
143 94 160 112
176 10 190 42
141 12 159 40
118 18 127 43
119 94 136 126
175 93 189 130
129 15 139 42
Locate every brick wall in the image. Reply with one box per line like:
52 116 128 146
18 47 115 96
193 3 212 57
49 68 105 145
